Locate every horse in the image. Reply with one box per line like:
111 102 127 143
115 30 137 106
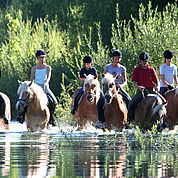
0 92 11 130
102 73 127 130
164 87 178 130
16 80 50 132
72 74 100 130
134 92 167 130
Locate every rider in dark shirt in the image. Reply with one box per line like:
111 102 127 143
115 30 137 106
71 55 105 128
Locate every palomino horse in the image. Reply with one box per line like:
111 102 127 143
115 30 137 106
102 73 127 130
0 92 11 130
134 93 167 130
72 74 100 130
164 87 178 130
16 81 50 132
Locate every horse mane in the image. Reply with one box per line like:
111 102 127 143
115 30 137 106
149 94 167 118
102 73 115 85
18 81 48 110
83 74 100 98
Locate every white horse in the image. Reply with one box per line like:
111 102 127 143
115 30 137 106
16 81 50 132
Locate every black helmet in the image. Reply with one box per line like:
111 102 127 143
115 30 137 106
139 52 149 61
112 50 122 58
164 50 173 59
36 49 46 58
83 55 92 63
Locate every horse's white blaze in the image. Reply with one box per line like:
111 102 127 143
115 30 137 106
83 74 100 101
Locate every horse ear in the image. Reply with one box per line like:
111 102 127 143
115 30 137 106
29 80 34 87
18 80 23 85
113 73 118 79
94 74 98 79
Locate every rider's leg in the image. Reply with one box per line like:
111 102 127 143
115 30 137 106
96 91 106 129
128 90 142 123
71 88 84 114
119 88 131 109
46 88 58 126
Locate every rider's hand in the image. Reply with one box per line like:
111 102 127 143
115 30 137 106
117 84 121 88
168 85 174 90
138 86 145 91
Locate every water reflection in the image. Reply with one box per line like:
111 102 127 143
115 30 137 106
0 122 177 177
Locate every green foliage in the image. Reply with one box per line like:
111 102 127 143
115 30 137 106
111 2 177 96
130 122 176 150
0 2 177 121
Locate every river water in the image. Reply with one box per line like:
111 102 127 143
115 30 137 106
0 121 177 178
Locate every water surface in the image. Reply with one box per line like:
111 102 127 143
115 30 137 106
0 121 177 177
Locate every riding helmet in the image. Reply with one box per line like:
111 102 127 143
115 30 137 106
139 52 149 61
83 55 92 63
164 50 173 59
36 49 46 58
112 50 122 58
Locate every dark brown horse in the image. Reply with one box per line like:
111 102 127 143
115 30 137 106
134 93 167 130
164 87 178 130
102 73 127 130
72 74 100 130
0 92 11 130
16 81 50 132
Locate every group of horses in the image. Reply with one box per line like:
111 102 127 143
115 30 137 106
0 74 177 132
72 73 178 131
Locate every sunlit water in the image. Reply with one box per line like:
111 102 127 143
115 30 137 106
0 121 177 178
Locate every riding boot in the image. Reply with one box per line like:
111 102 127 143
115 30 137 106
16 106 28 124
3 116 9 124
49 104 56 126
71 91 84 114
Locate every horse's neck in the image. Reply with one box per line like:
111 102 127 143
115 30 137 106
115 93 125 108
30 95 45 111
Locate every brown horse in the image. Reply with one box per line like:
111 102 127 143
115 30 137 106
0 92 11 130
164 87 178 130
16 81 50 132
134 93 167 130
72 74 100 130
102 73 127 130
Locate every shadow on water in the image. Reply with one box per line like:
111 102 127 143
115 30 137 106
0 121 177 177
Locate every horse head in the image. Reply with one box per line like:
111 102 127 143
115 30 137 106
102 73 118 104
16 80 34 111
83 74 100 104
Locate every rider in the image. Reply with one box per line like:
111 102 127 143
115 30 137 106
128 52 159 122
103 50 131 109
71 55 105 128
17 49 57 126
160 50 177 96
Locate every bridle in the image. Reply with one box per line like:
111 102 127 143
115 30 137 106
18 89 32 108
104 83 117 103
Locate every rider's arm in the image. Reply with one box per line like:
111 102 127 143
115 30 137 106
174 75 178 86
160 74 169 87
30 66 35 81
119 71 127 88
44 66 51 84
